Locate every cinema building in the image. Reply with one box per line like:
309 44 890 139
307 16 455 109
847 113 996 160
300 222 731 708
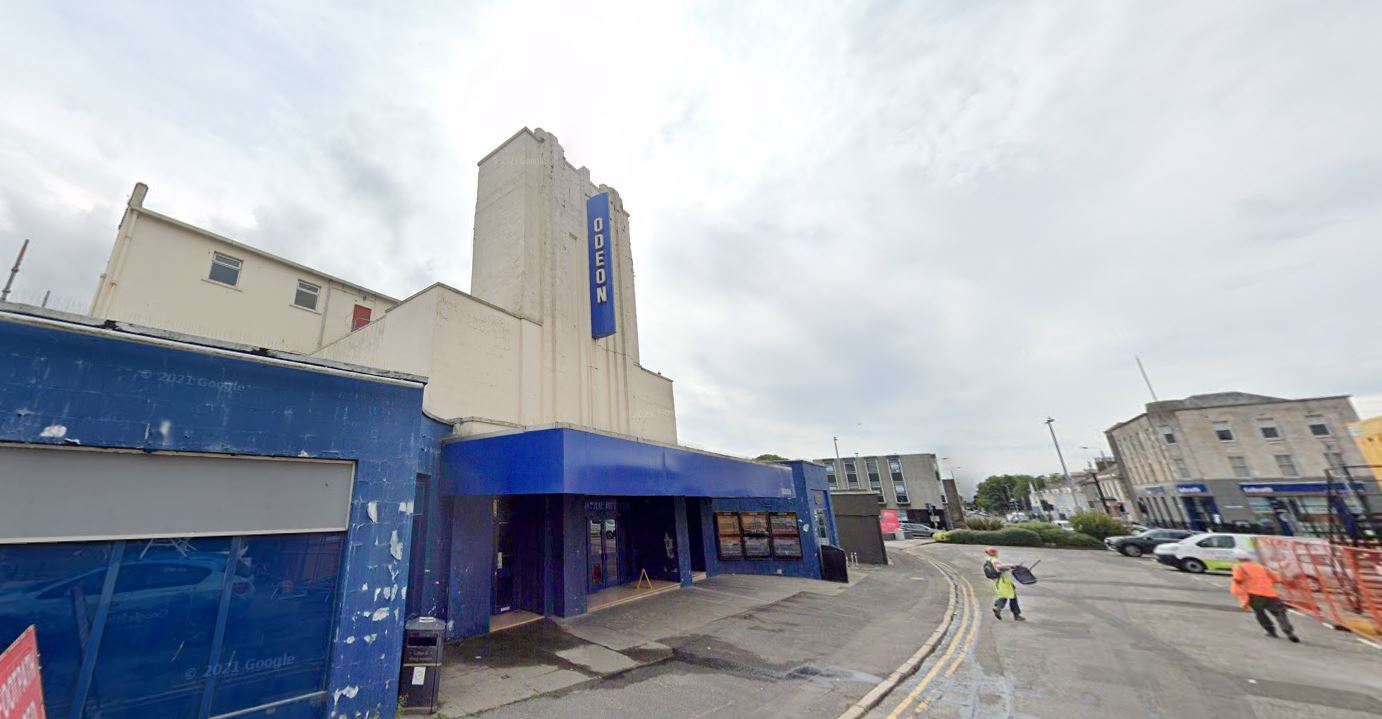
0 129 838 718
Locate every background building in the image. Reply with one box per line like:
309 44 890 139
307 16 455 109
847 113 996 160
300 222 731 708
1106 392 1379 536
3 129 838 719
1350 415 1382 483
816 453 951 528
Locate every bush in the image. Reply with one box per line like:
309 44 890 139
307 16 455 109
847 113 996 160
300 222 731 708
1011 521 1067 544
1055 531 1104 548
1068 511 1130 540
1010 521 1105 549
964 517 1005 531
935 527 1042 547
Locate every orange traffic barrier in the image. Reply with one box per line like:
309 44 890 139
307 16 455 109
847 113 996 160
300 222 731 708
1257 537 1382 638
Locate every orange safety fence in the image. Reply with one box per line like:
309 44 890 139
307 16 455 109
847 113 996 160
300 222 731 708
1257 537 1382 638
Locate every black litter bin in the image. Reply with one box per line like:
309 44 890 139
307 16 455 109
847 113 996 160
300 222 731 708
399 616 444 713
819 545 849 583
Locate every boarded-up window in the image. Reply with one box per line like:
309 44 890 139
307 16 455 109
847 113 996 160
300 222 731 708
352 304 372 331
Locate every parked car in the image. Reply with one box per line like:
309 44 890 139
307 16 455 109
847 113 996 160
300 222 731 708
1153 532 1258 573
1104 528 1195 557
899 522 936 539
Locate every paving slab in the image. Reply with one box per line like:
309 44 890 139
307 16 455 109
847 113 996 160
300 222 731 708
554 644 641 674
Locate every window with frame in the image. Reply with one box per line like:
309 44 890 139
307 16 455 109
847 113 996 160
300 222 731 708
1257 418 1281 440
1274 454 1299 477
844 460 859 488
865 457 882 490
293 280 321 310
1307 415 1331 436
208 252 242 286
1213 421 1235 442
1160 427 1177 444
1174 458 1191 479
893 482 910 503
1326 452 1346 470
1229 456 1252 479
825 462 837 487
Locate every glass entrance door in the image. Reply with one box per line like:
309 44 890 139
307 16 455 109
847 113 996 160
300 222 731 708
587 503 623 593
493 498 514 614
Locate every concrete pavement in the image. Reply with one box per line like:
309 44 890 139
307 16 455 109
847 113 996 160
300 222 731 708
448 549 950 718
871 543 1382 719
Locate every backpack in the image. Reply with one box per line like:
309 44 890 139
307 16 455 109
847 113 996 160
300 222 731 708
983 560 1000 580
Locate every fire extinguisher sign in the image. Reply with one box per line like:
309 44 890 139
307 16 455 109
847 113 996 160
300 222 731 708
0 626 45 719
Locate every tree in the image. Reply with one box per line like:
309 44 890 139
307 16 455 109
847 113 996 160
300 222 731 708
754 453 787 462
973 474 1043 513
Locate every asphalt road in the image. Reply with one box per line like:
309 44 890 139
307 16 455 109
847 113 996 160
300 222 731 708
872 543 1382 719
469 549 950 719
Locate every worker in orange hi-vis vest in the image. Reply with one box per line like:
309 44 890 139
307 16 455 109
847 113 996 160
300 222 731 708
1230 549 1298 643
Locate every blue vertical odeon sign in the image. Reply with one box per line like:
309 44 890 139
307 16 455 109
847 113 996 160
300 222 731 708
587 192 617 338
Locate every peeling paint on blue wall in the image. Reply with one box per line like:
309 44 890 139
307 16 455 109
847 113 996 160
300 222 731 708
0 315 430 719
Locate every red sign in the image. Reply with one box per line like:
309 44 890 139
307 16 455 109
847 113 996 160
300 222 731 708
0 626 45 719
879 509 901 533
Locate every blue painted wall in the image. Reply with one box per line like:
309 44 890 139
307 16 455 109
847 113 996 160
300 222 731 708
409 418 457 622
708 461 831 580
443 428 794 499
445 495 493 640
0 316 428 719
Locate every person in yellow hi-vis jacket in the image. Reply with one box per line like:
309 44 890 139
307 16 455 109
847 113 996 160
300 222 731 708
984 547 1025 621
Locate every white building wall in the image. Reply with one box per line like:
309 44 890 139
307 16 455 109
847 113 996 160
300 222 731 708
87 129 679 445
90 187 395 354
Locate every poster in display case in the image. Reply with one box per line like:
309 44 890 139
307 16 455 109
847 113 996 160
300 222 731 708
740 512 772 558
770 512 802 558
715 512 744 560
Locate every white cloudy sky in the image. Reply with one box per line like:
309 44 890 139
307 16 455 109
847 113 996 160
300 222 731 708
3 1 1380 492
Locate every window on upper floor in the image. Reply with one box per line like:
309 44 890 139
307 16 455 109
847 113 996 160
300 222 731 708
1257 418 1281 440
1307 415 1331 437
1274 454 1299 478
894 482 910 503
293 280 321 310
1229 456 1252 479
1213 421 1235 442
208 252 242 287
1174 459 1191 479
1160 427 1177 444
825 462 837 487
865 457 882 489
843 460 859 488
1326 452 1346 470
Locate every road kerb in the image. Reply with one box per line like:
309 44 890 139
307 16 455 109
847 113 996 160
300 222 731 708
836 559 959 719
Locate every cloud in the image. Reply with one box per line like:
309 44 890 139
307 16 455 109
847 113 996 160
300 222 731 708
2 0 1381 495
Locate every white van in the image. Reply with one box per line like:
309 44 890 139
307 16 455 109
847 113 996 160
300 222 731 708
1152 532 1257 573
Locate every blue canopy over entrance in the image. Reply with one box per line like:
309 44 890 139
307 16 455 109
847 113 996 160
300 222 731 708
440 427 794 498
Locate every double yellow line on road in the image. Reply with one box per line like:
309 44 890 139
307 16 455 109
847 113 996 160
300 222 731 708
884 559 980 718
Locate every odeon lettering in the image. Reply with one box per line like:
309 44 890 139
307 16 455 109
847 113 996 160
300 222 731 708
592 216 608 303
586 192 617 338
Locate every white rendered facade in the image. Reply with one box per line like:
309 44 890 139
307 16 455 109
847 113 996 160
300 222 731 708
90 184 398 354
87 128 678 443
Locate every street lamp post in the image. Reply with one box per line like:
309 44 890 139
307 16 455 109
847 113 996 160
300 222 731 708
833 436 844 489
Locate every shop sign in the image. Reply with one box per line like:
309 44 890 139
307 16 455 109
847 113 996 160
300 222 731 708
879 509 901 533
1142 486 1167 496
586 193 617 339
1239 481 1370 495
1174 483 1209 495
0 626 45 719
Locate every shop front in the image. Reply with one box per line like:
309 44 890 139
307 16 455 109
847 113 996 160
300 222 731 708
435 428 836 639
